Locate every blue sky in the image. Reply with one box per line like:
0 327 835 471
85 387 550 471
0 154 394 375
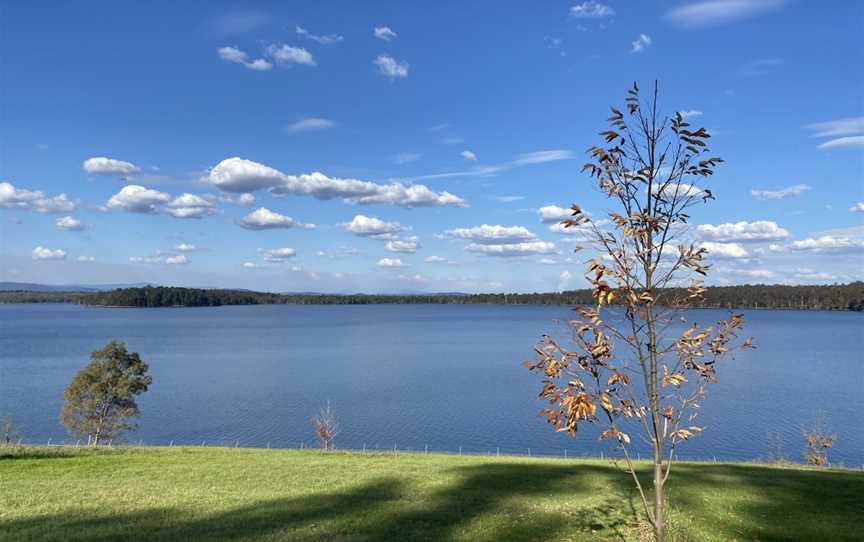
1 0 862 293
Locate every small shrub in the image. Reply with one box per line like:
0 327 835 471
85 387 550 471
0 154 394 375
311 401 340 451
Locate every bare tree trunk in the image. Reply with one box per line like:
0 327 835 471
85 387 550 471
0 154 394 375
654 455 665 541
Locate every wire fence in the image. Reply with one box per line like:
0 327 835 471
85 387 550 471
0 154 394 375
7 437 860 469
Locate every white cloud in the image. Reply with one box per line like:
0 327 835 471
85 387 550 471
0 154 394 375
0 183 75 213
537 205 571 224
286 118 335 133
378 257 407 267
697 221 790 242
664 0 786 28
849 203 864 213
217 46 273 71
807 117 864 138
494 196 525 203
653 182 704 199
106 185 171 214
794 270 835 281
461 150 477 161
77 255 95 262
817 136 864 150
242 262 261 269
466 241 557 257
735 269 777 279
166 193 217 219
570 2 615 18
265 44 316 66
385 237 419 253
444 224 537 245
558 270 574 291
631 34 652 53
767 243 786 253
548 222 596 240
679 109 704 118
750 184 811 200
238 193 255 206
414 149 575 182
296 26 343 45
790 236 864 253
424 256 450 264
82 157 140 176
165 254 189 265
394 152 421 164
374 26 397 41
55 216 86 231
32 246 66 260
238 207 313 230
260 247 297 262
698 241 749 259
207 158 466 208
341 215 410 239
374 55 408 79
539 258 558 265
175 243 196 252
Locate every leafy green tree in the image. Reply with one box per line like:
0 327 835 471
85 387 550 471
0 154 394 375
60 340 152 445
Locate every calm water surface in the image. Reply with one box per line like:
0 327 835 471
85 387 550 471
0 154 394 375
1 304 862 464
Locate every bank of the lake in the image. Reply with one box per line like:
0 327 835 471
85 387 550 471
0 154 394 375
1 446 862 542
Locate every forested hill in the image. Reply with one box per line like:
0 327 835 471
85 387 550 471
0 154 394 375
69 283 864 310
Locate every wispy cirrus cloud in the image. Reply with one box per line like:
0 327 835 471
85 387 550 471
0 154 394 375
569 2 615 19
750 184 811 200
217 46 272 71
414 150 575 181
374 55 408 79
630 34 652 53
286 118 335 133
806 116 864 150
665 0 786 28
296 26 343 45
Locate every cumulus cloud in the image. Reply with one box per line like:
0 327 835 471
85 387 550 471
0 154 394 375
537 205 571 224
461 150 477 161
175 243 196 252
106 185 171 213
265 44 316 66
697 221 790 242
238 207 313 230
341 215 410 239
167 193 217 219
631 34 652 53
82 157 140 176
444 224 537 245
217 46 273 71
849 203 864 213
790 236 864 253
377 257 407 267
296 26 343 45
664 0 786 28
373 26 397 41
374 55 408 79
260 247 297 262
750 184 811 200
286 118 335 133
206 157 465 208
32 246 66 260
385 237 419 253
466 241 556 257
698 241 749 259
653 182 704 200
0 182 75 213
570 1 615 18
55 216 86 231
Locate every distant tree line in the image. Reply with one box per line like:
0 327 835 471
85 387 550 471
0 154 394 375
51 283 864 311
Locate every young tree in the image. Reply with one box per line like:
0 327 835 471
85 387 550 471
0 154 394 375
524 82 753 541
311 401 340 451
60 340 152 445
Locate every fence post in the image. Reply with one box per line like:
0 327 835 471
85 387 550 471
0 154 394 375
201 441 205 447
459 446 462 456
235 440 239 448
394 441 397 456
528 448 531 457
497 446 500 457
169 440 174 447
47 438 51 446
564 448 567 459
600 451 604 460
267 441 270 449
363 443 366 452
425 444 428 455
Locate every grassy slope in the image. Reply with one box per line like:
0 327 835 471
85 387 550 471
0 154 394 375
1 447 861 542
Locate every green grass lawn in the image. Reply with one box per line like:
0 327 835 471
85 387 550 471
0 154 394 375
1 446 861 541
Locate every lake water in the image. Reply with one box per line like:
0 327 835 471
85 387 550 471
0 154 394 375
1 304 862 465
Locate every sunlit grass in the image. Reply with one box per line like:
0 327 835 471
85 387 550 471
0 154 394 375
1 446 861 541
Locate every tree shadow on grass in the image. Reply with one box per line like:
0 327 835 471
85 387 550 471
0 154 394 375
2 462 640 542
